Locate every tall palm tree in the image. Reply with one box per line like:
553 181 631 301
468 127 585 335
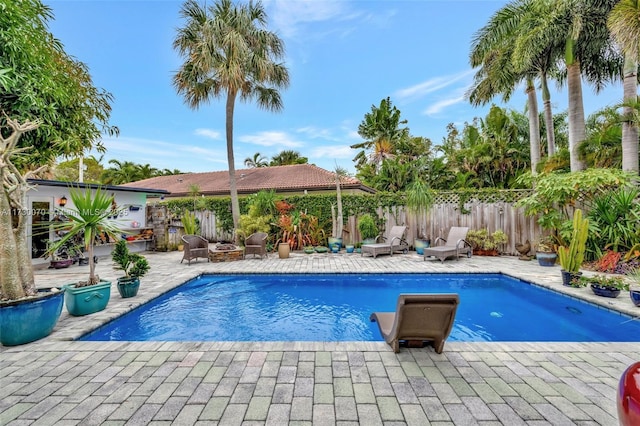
514 0 622 172
608 0 640 172
244 152 268 168
173 0 289 238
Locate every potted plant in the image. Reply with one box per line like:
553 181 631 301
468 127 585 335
557 209 589 286
574 274 630 298
48 186 125 316
535 235 557 267
1 118 66 346
111 240 150 298
358 214 379 244
405 178 433 254
466 229 508 256
627 268 640 307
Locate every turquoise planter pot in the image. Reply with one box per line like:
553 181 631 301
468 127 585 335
0 288 65 346
414 239 430 255
345 245 355 253
116 277 140 298
63 280 111 316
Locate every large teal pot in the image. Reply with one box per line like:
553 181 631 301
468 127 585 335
0 288 65 346
63 280 111 316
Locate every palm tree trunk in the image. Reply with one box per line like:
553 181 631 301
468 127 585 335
526 78 541 175
567 62 586 171
226 90 241 243
621 55 639 173
540 74 556 156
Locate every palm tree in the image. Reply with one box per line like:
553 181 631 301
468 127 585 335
173 0 289 238
244 152 268 168
513 0 622 172
269 150 308 166
101 159 141 184
351 97 408 170
608 0 640 172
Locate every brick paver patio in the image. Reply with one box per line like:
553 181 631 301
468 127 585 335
2 249 639 425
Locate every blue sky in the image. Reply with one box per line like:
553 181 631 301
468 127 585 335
48 0 623 174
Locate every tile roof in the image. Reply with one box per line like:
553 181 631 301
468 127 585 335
122 164 375 197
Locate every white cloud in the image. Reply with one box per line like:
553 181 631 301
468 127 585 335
194 128 222 140
423 94 466 116
295 126 338 141
238 131 304 148
394 70 475 102
268 0 355 38
310 144 355 160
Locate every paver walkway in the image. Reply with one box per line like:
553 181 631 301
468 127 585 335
2 250 639 425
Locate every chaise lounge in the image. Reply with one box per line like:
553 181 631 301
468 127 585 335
422 226 472 262
370 293 459 353
361 225 409 258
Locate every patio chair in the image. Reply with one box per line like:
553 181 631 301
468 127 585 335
423 226 472 262
245 232 268 259
361 225 409 258
370 293 459 353
181 235 209 265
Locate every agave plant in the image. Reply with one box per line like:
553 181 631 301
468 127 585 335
48 187 125 286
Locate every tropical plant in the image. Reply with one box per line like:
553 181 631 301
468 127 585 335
111 240 150 280
513 0 622 172
331 165 348 238
244 152 269 168
181 210 199 235
586 187 640 258
608 0 640 173
575 274 630 291
0 0 118 169
48 187 125 286
173 0 289 240
351 97 409 171
357 214 379 241
405 178 434 239
466 229 508 252
557 209 589 273
269 150 308 166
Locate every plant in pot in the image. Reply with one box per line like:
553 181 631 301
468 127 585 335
48 186 125 316
358 213 379 244
557 209 589 286
405 178 433 254
574 274 630 298
466 229 507 256
535 235 558 266
111 240 150 298
329 165 348 250
626 268 640 307
0 118 66 346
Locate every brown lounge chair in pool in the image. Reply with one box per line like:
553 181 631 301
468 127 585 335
370 293 459 353
422 226 472 262
361 225 409 258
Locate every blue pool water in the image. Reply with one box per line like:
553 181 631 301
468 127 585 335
81 273 640 342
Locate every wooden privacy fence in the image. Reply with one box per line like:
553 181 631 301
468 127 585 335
149 190 545 255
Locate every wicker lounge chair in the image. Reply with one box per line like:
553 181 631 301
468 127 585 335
181 235 209 265
422 226 472 262
245 232 268 259
361 225 409 258
370 293 459 353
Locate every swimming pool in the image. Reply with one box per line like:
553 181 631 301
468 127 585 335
80 273 640 342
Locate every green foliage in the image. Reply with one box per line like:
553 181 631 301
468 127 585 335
48 187 124 285
576 274 630 291
111 240 150 279
405 179 433 213
516 168 635 231
248 190 278 217
466 229 508 251
557 209 589 273
270 150 308 166
0 0 118 167
358 214 379 240
237 214 271 241
181 210 199 235
586 187 640 259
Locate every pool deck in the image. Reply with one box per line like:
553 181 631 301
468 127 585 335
2 249 639 425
